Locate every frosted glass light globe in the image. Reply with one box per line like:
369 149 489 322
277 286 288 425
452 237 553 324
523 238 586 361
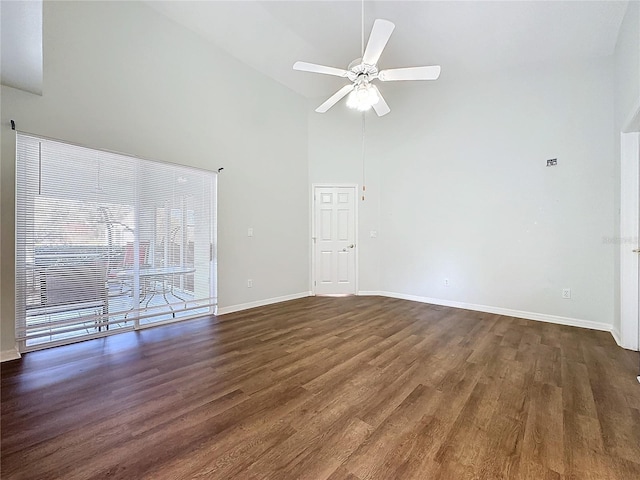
346 83 379 111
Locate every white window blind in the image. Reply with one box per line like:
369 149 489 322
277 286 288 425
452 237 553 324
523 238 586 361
15 133 217 351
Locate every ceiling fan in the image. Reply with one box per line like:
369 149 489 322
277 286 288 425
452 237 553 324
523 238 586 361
293 19 441 117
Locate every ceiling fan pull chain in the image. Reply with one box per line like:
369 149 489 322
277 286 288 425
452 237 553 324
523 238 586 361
362 111 366 201
361 0 365 58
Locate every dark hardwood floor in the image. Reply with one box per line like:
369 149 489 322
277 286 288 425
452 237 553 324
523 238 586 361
2 296 639 479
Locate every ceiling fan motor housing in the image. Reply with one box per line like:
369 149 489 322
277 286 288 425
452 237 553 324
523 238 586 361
347 60 379 83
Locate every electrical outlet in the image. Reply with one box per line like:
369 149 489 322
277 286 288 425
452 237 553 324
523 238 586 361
247 279 253 288
562 288 571 299
248 227 254 237
444 278 450 287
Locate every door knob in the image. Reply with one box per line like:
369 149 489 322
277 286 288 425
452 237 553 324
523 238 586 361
634 249 640 253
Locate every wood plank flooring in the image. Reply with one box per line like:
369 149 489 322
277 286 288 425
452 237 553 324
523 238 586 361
1 296 639 479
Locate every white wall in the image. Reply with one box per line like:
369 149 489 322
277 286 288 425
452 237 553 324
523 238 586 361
377 59 615 327
0 1 309 353
1 2 630 356
307 102 382 293
309 57 616 329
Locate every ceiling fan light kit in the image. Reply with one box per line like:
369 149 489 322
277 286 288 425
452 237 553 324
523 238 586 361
346 82 379 111
293 19 441 116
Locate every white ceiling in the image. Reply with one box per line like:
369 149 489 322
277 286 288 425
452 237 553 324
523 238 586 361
147 1 629 99
0 0 43 95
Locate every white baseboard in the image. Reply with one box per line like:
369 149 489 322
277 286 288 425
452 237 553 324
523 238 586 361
360 290 612 333
217 291 312 316
1 347 21 362
611 327 623 347
612 328 640 351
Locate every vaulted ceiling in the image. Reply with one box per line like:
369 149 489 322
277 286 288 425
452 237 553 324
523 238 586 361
1 1 630 99
147 1 629 98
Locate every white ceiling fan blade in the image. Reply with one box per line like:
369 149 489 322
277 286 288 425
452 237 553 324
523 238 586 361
293 61 349 78
315 84 355 113
378 65 441 82
371 85 390 117
362 19 395 66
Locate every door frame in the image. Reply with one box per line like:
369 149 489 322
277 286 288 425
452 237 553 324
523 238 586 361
310 183 359 296
620 101 640 352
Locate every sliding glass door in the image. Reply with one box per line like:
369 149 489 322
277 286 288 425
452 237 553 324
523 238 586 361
15 133 217 351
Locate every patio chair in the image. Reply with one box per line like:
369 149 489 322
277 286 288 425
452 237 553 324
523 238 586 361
29 260 109 331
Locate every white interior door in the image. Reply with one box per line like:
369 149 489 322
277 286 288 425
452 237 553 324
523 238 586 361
620 131 640 352
313 185 357 295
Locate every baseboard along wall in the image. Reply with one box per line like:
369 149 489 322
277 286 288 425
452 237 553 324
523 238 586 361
359 290 615 338
1 347 21 363
216 291 312 316
2 289 623 362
